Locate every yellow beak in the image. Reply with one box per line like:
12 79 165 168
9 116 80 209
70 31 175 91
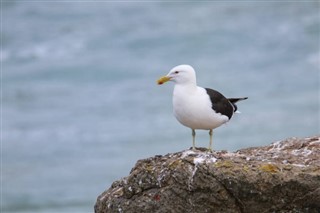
157 76 171 85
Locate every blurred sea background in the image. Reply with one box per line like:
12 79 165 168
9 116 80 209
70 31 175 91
2 1 319 212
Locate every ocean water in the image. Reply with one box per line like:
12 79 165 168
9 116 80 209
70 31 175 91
2 1 319 212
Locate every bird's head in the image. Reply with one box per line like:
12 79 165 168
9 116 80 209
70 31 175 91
157 64 196 85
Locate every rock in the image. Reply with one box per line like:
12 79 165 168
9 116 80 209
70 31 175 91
95 136 320 213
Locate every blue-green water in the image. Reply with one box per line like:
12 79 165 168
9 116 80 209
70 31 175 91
2 1 319 212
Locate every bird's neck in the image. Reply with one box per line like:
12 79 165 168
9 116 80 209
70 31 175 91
173 82 197 94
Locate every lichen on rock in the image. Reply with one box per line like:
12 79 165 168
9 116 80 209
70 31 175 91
95 136 320 213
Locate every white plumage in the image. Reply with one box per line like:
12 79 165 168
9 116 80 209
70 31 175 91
173 85 229 130
157 64 247 151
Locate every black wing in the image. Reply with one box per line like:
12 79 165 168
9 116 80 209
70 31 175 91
228 97 248 112
205 88 234 119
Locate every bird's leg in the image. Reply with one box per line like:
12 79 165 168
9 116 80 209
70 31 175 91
192 129 196 150
208 129 213 151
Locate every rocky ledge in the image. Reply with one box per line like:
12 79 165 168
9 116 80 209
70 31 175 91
95 136 320 213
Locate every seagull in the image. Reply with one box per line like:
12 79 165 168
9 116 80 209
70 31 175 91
157 64 247 151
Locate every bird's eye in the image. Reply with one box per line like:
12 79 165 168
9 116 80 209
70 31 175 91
174 71 179 74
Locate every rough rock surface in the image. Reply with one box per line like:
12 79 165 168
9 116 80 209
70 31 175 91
95 136 320 213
